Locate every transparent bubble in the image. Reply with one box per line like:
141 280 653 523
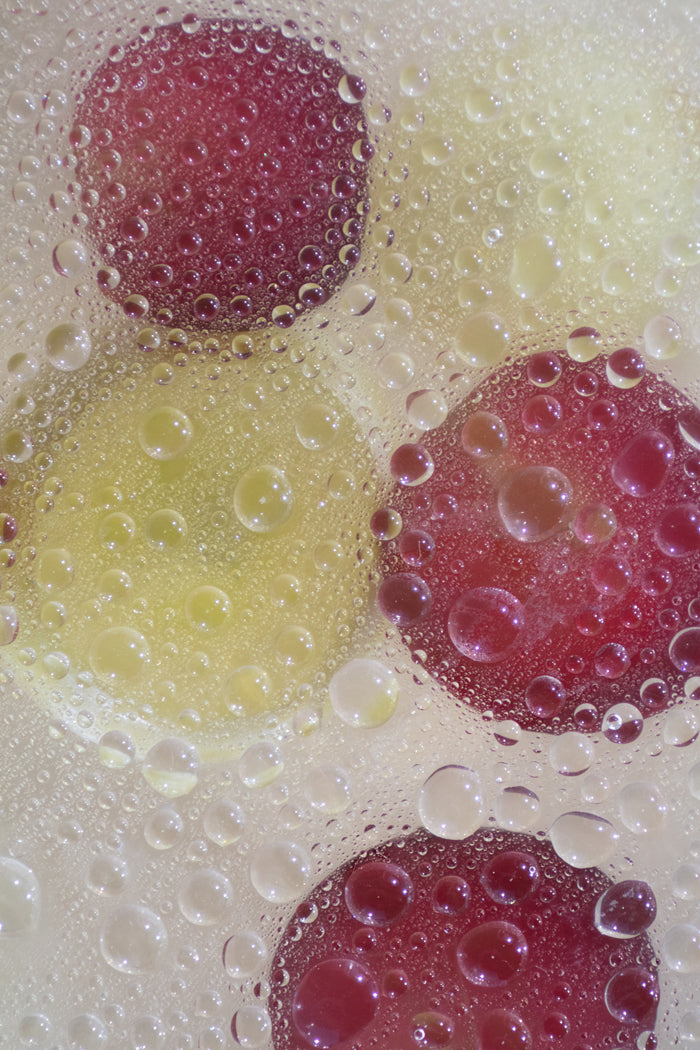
549 812 619 867
419 766 484 840
329 658 399 728
99 904 167 973
0 857 40 936
303 765 351 814
143 805 185 850
98 730 135 768
138 405 193 460
224 665 273 716
663 708 699 748
234 465 294 533
672 863 700 902
203 797 245 846
52 238 88 278
548 732 594 776
294 402 340 450
250 840 311 902
130 1015 166 1050
45 323 92 371
178 868 233 925
455 311 509 367
145 508 187 549
87 854 129 896
594 880 657 938
448 586 524 662
663 923 700 973
232 1006 272 1048
89 626 149 680
142 738 199 797
643 314 682 360
67 1014 106 1050
185 586 231 631
223 931 268 979
497 465 573 542
238 742 283 788
0 606 19 646
494 786 540 831
18 1013 52 1046
618 782 667 834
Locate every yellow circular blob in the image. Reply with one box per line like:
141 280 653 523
138 405 193 460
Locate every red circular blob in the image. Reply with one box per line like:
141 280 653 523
73 20 371 333
269 828 659 1050
375 350 700 733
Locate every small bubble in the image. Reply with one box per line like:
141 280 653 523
329 658 399 728
99 904 167 973
45 323 92 372
142 738 199 797
250 840 311 903
419 765 484 840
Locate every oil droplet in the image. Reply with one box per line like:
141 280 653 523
329 658 399 728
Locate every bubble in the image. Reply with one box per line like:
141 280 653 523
224 931 268 979
389 443 434 486
146 508 187 549
643 314 682 360
419 766 484 839
604 967 659 1026
238 742 283 788
549 732 594 776
345 861 413 926
87 854 129 896
143 806 185 850
52 239 88 278
524 676 565 719
461 411 508 457
130 1016 166 1050
595 880 657 938
224 665 273 716
611 430 673 497
203 797 245 846
663 707 699 747
233 465 294 532
294 402 340 450
669 627 700 673
601 703 644 744
399 64 430 98
0 606 19 646
509 233 561 299
566 326 600 363
292 958 379 1048
494 786 540 831
549 812 619 867
573 503 617 545
142 738 199 797
0 858 40 936
250 840 311 903
456 921 528 986
455 311 509 367
45 323 92 371
67 1014 107 1050
448 586 524 662
480 851 539 904
185 586 231 631
673 864 700 902
99 511 135 549
275 624 314 666
497 465 573 542
663 923 700 973
479 1010 531 1050
138 405 193 460
232 1006 272 1048
618 782 667 834
303 765 351 814
406 389 448 431
2 429 33 463
89 626 150 680
378 573 433 626
329 658 399 728
606 347 645 389
178 868 233 925
99 904 167 973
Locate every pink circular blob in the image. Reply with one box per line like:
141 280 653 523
456 921 528 987
291 958 379 1048
344 861 414 927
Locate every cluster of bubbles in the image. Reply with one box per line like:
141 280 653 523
2 0 700 1047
